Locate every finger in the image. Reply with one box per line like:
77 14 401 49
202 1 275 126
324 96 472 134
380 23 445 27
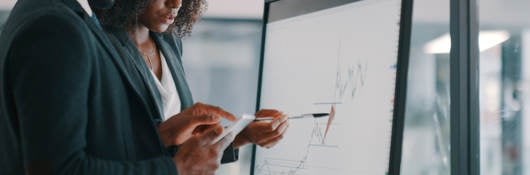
201 104 237 121
261 135 284 148
186 102 232 121
190 114 221 126
213 132 235 152
274 120 289 136
200 125 224 144
256 109 281 117
212 108 237 121
270 115 288 130
278 114 288 123
193 125 217 135
256 109 276 115
258 125 288 147
260 121 289 143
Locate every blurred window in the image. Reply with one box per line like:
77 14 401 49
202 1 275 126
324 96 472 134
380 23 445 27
400 0 450 174
478 0 530 174
181 19 262 175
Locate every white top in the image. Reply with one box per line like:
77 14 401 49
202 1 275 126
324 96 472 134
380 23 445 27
76 0 93 16
150 52 181 121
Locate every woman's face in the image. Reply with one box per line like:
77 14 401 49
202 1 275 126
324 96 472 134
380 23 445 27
139 0 182 33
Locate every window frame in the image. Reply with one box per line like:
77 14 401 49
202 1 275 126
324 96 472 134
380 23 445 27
450 0 480 174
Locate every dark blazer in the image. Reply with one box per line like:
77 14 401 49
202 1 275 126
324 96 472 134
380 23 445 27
0 0 178 174
103 26 239 163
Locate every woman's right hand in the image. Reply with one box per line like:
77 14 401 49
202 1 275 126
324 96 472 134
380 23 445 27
174 126 236 175
158 102 237 146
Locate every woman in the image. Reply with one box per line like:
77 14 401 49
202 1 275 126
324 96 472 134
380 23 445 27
96 0 289 172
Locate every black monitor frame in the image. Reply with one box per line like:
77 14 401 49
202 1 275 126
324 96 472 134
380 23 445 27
251 0 413 174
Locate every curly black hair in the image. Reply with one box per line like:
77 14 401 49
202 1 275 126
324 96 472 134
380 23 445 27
96 0 207 38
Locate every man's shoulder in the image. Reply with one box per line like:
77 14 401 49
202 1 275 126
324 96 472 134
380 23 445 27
0 0 93 59
3 0 87 38
102 25 129 45
0 0 95 68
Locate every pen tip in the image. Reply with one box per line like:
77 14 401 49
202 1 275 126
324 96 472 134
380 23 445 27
313 113 330 117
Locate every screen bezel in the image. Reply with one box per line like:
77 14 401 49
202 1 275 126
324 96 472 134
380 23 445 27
250 0 413 174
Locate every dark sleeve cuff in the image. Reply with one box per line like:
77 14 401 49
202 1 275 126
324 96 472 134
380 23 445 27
166 144 239 164
221 144 239 164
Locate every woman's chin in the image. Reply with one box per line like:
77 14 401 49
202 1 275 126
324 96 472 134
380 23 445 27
151 25 170 33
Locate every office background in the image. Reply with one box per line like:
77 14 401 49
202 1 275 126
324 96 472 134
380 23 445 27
1 0 530 174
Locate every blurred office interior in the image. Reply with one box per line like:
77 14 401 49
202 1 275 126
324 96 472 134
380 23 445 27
403 0 530 174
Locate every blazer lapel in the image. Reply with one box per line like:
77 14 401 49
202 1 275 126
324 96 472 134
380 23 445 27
152 34 194 110
110 30 164 121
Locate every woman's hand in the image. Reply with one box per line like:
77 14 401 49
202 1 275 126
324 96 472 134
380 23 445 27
158 102 236 146
233 109 289 148
174 126 235 175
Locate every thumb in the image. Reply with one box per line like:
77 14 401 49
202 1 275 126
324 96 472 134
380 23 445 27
190 115 221 127
213 132 235 152
200 125 224 143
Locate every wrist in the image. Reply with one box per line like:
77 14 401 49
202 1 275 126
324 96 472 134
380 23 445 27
233 133 251 148
158 127 173 147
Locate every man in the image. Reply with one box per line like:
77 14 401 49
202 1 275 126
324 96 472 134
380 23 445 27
0 0 235 174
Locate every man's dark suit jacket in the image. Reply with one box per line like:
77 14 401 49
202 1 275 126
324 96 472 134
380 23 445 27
102 26 239 163
0 0 198 174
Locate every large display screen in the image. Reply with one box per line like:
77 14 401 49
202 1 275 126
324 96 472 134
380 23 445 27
253 0 407 174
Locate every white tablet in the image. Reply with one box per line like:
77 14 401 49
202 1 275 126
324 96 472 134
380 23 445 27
212 114 256 143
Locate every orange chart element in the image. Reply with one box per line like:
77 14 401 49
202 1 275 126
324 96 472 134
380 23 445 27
322 104 336 144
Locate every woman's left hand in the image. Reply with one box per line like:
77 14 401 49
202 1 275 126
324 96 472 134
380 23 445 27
158 103 237 147
233 109 289 148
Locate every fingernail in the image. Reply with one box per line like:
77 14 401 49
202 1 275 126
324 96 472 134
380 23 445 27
214 127 222 134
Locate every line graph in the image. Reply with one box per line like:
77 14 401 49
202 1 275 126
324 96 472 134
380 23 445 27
335 63 368 101
256 105 340 175
335 35 369 103
256 55 368 174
